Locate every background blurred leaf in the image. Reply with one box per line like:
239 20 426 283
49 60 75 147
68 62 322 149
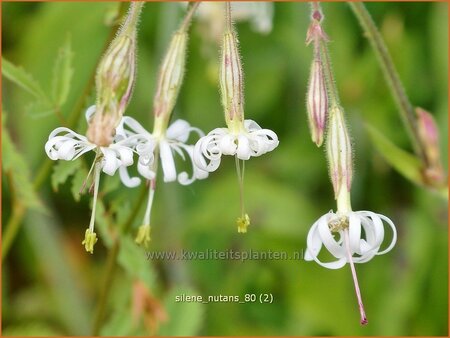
2 57 48 101
2 322 63 336
51 160 81 192
51 35 74 108
118 236 155 287
2 113 44 212
71 168 87 202
366 124 424 186
158 287 204 336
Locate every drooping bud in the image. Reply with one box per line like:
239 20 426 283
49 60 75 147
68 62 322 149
220 25 245 129
306 3 329 147
305 6 329 46
152 3 201 136
152 31 188 135
416 107 445 185
87 2 143 146
326 106 353 199
306 58 328 146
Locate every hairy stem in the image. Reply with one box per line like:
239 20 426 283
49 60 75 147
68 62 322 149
179 2 201 32
348 3 426 164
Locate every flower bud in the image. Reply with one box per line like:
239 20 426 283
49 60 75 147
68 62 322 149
326 106 353 198
220 29 245 128
87 2 143 146
306 58 328 146
153 31 188 134
305 8 328 46
416 107 445 185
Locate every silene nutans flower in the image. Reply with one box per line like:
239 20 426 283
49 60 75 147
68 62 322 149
114 3 207 248
305 105 397 325
193 3 279 233
44 2 144 253
303 3 397 326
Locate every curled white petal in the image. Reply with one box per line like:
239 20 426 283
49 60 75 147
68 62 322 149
305 210 397 269
119 166 141 188
160 141 177 183
172 144 209 185
193 120 279 172
45 127 95 161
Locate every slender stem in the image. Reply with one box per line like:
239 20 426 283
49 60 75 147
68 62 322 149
88 163 101 232
121 1 145 35
235 155 245 217
348 3 426 164
343 229 368 325
312 3 340 107
225 2 232 32
91 184 148 335
179 2 201 32
1 2 129 261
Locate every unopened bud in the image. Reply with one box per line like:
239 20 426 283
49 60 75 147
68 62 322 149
416 107 445 185
306 58 328 146
88 2 142 145
306 8 328 45
153 31 188 133
326 106 353 198
220 29 245 127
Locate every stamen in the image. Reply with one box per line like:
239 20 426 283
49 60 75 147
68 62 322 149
135 178 156 248
82 162 101 254
235 155 250 233
80 155 99 194
143 179 156 227
88 162 101 233
343 229 368 325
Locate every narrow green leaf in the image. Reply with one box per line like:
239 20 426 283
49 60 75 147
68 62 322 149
51 35 74 107
51 160 81 192
158 287 204 336
2 57 47 100
2 113 44 212
366 124 424 186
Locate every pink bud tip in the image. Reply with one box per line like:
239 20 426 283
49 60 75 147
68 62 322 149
312 10 322 22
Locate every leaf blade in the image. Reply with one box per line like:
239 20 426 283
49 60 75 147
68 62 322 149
51 35 74 107
2 57 47 100
366 124 424 186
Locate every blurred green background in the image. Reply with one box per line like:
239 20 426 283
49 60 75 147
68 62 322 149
2 2 448 336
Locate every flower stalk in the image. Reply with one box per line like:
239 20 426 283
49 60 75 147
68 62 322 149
348 3 426 165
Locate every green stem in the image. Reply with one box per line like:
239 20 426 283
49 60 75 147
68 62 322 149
348 2 426 164
91 185 147 335
179 2 201 32
1 3 129 261
311 4 340 107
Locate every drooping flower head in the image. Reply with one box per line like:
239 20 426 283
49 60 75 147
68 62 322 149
114 3 207 248
193 2 279 233
303 2 397 326
45 2 144 253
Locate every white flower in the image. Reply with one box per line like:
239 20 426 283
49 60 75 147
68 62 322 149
186 2 273 38
44 106 135 175
305 210 397 269
115 116 209 187
193 119 279 172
